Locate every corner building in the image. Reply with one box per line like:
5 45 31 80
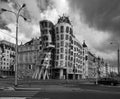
0 40 15 76
54 16 83 79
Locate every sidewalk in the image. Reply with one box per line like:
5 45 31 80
15 84 83 92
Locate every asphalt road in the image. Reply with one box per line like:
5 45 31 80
1 78 120 99
32 91 120 99
0 89 120 99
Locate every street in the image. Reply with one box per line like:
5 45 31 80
0 86 120 99
32 91 120 99
1 79 120 99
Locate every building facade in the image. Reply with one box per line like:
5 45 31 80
72 37 83 79
32 20 55 80
17 15 108 80
82 41 98 79
53 16 83 79
18 38 42 78
18 20 55 79
0 40 15 76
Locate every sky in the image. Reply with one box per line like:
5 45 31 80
0 0 120 66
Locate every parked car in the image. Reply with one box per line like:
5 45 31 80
97 77 120 86
0 75 7 79
3 87 15 91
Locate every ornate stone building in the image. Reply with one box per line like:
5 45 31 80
18 37 42 78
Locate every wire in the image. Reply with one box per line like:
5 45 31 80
0 29 24 42
0 29 16 39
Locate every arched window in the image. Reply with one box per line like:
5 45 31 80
66 26 69 33
61 26 64 33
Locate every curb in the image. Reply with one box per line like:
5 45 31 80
15 87 42 91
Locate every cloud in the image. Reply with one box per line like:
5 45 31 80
0 21 11 32
0 0 119 64
68 0 120 62
69 0 120 40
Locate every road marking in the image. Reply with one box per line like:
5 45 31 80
83 89 120 94
0 97 26 99
99 85 120 88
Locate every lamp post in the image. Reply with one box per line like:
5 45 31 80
1 4 26 87
110 42 119 75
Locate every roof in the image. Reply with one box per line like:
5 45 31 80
82 40 87 47
57 15 71 25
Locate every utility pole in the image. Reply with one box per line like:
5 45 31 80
118 47 119 74
1 4 27 87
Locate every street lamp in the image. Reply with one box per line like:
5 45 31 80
1 4 26 87
110 42 119 75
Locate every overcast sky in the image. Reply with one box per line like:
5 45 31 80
0 0 120 66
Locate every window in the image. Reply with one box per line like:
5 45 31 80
69 36 72 41
56 43 59 48
56 27 59 33
56 49 59 54
70 28 73 35
60 54 64 59
61 41 64 46
61 26 64 33
66 27 69 33
60 61 63 66
46 43 49 46
29 65 32 69
56 55 59 60
46 36 48 40
65 56 67 60
71 39 73 44
68 55 70 60
39 46 41 50
44 22 47 27
61 34 64 40
71 57 73 61
60 48 64 53
85 56 88 60
71 51 73 55
71 46 73 49
56 35 59 40
25 54 28 62
66 35 69 40
40 41 42 44
48 23 52 28
56 62 58 66
44 30 48 34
